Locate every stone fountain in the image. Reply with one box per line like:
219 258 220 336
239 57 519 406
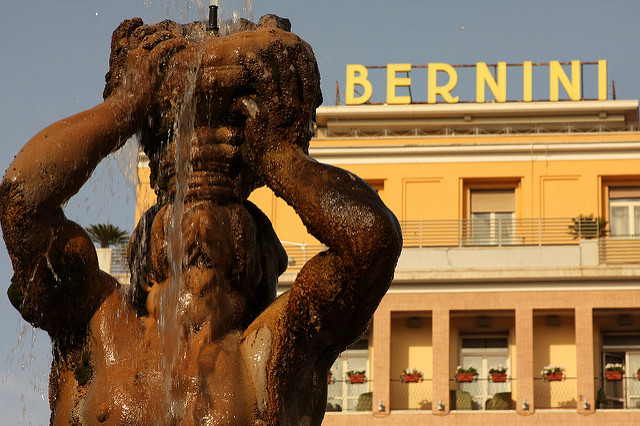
0 14 401 425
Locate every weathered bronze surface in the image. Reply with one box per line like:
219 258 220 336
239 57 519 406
0 15 401 425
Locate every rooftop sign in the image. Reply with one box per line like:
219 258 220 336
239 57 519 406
345 60 608 105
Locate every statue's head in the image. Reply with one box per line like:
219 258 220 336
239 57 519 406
114 17 322 319
104 16 322 203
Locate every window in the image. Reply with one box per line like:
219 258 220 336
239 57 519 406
470 189 515 245
459 335 510 410
609 187 640 237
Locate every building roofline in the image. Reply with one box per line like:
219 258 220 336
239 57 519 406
316 100 640 125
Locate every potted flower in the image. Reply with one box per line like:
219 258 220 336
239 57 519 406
604 363 624 381
488 365 508 382
401 368 423 383
637 367 640 381
328 370 333 384
456 365 478 382
541 365 566 381
346 370 366 384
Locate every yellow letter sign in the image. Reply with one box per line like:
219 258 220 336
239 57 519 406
386 63 412 104
428 63 459 104
549 60 581 101
476 62 506 103
346 64 373 105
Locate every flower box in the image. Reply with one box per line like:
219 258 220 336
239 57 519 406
546 371 563 381
491 372 507 382
402 373 421 383
328 374 332 384
457 372 475 382
348 374 365 384
637 371 640 381
606 370 623 381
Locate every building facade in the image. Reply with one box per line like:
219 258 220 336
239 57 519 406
136 98 640 424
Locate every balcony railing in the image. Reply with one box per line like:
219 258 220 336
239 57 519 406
534 376 577 409
598 375 640 409
454 377 514 410
109 218 640 274
402 217 585 248
326 379 373 412
281 218 640 269
599 238 640 264
110 246 129 275
390 378 433 410
315 121 640 140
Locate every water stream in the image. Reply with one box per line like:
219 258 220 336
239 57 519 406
159 46 203 421
151 1 254 418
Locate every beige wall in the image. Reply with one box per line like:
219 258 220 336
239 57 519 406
533 313 577 408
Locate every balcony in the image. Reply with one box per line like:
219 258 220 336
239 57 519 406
102 218 639 279
281 218 639 273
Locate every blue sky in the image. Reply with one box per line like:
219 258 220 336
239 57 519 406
1 0 640 422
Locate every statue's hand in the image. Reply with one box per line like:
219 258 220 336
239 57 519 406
207 29 322 172
112 29 187 125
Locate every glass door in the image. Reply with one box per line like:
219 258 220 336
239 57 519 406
459 335 510 410
603 352 624 408
627 352 640 408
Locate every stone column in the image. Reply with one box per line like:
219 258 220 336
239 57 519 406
432 308 450 415
575 307 595 414
372 305 391 416
516 307 534 415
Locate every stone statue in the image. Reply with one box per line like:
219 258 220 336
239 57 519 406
0 15 401 425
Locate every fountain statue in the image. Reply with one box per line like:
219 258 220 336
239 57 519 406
0 14 401 425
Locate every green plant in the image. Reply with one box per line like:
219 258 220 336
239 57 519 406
456 365 478 375
597 388 607 406
568 215 607 239
85 223 129 248
346 370 365 376
489 365 508 374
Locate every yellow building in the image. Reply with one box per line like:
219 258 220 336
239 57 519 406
136 95 640 423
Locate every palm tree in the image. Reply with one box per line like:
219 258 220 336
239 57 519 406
85 223 129 248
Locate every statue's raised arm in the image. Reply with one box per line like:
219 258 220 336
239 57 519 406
230 26 403 423
0 20 186 342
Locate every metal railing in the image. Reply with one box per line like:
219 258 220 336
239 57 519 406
110 218 640 273
534 376 577 409
326 379 373 412
390 378 433 410
454 377 514 410
110 246 129 275
597 375 640 409
600 238 640 264
402 217 583 248
315 121 640 140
